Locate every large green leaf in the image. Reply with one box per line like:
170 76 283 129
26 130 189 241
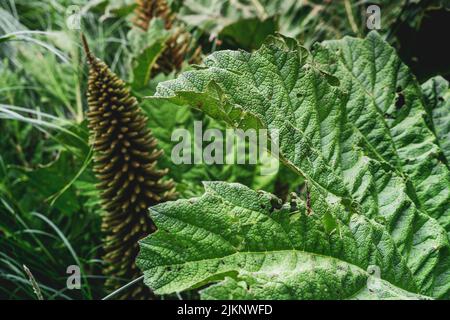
421 76 450 164
138 181 429 299
142 32 450 299
313 32 450 234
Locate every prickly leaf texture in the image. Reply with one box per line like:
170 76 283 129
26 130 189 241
138 182 428 300
314 34 450 235
85 47 176 299
139 32 450 299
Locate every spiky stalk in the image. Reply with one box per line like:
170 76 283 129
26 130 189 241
154 28 202 74
133 0 174 30
82 35 176 299
133 0 201 74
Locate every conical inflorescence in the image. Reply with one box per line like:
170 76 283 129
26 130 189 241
134 0 174 30
133 0 201 74
82 35 176 299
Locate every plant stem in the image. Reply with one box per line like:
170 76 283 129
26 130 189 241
23 265 43 300
344 0 360 36
101 276 145 300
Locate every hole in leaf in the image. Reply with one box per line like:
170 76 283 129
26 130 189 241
395 93 405 109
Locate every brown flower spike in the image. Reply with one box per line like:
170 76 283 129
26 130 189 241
82 35 176 299
133 0 174 30
133 0 202 75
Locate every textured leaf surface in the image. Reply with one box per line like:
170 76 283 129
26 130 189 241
314 33 450 234
422 76 450 164
138 182 429 300
143 33 450 299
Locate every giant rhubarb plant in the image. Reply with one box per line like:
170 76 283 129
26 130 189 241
137 32 450 299
82 35 176 299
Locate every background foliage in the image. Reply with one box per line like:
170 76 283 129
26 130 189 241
0 0 448 299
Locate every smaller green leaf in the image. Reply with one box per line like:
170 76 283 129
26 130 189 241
220 17 278 50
